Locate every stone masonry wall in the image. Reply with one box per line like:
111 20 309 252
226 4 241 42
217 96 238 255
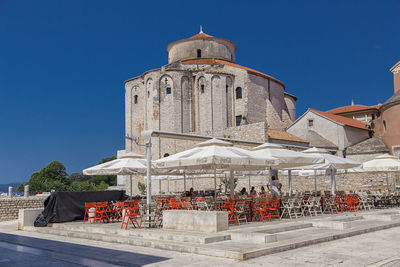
146 172 396 196
0 197 45 222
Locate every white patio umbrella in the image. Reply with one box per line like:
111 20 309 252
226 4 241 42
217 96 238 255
349 154 400 191
83 152 147 176
153 138 278 199
252 143 323 196
83 152 178 196
301 147 362 195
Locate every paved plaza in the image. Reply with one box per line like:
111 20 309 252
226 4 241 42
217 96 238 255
1 209 400 266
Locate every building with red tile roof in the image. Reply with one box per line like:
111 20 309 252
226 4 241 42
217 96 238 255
287 108 370 156
326 104 381 125
124 29 299 159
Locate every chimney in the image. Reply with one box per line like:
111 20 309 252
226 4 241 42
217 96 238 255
390 61 400 94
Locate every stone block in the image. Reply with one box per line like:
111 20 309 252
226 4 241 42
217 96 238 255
163 210 228 233
18 208 43 230
230 232 277 244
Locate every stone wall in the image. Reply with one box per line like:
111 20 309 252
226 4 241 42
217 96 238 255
142 171 397 196
0 197 45 222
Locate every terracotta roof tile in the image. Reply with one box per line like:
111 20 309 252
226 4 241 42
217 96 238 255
167 32 236 52
311 109 368 130
268 129 309 144
326 104 381 114
188 32 214 39
182 58 285 88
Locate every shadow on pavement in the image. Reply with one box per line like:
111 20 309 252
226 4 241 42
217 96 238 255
0 232 169 267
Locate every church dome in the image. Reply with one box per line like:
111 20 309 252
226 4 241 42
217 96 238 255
166 29 236 64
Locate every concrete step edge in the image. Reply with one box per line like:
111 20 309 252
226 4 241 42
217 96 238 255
31 227 244 260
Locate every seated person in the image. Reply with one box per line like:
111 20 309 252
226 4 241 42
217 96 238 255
250 186 257 196
260 186 267 195
186 187 194 197
240 187 247 195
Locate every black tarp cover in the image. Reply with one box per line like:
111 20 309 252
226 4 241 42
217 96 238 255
39 190 126 225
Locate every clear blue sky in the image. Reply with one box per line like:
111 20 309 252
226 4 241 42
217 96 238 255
0 0 399 184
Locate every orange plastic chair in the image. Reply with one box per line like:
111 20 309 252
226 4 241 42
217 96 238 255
222 201 237 225
83 202 97 223
94 202 110 223
121 206 141 229
267 199 280 222
252 200 268 222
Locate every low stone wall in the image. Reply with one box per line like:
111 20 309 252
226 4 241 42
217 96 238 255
0 197 46 222
144 171 397 196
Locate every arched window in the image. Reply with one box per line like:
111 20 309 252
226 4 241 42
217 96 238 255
197 49 201 58
200 84 205 94
166 87 171 94
134 95 138 104
163 153 170 157
235 87 242 99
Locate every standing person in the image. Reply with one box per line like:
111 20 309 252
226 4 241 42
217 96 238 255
267 176 282 199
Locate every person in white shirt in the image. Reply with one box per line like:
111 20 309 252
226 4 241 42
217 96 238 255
267 176 282 199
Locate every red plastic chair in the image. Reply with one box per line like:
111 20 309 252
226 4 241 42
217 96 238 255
94 202 111 223
252 200 268 222
121 206 141 229
83 202 97 223
266 199 280 222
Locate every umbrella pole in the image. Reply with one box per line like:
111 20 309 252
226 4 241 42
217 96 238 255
288 170 292 197
330 169 336 196
387 173 390 192
314 170 317 195
230 170 234 199
214 168 217 209
183 172 187 193
130 175 133 197
145 142 152 215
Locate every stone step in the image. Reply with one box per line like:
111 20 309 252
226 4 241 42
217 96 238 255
50 222 231 244
32 227 246 260
27 217 400 261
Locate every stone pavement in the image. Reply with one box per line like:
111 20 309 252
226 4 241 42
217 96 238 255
21 208 400 261
2 210 400 266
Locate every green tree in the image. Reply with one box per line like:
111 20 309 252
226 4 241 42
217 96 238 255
95 181 110 191
137 182 146 195
89 156 117 186
69 173 91 182
70 181 96 191
25 161 70 194
17 184 24 192
220 177 238 192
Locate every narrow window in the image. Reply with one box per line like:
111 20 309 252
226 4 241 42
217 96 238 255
147 91 150 98
166 87 171 94
236 115 242 126
383 120 387 131
197 49 201 58
226 85 228 93
308 119 314 127
134 95 138 104
201 84 205 94
235 87 242 99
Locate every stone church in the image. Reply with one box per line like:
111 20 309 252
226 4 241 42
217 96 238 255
124 29 297 159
